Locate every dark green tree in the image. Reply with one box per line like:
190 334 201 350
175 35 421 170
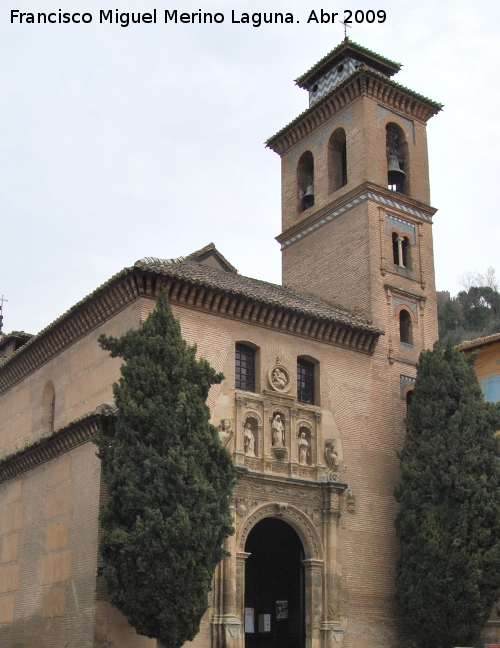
438 285 500 346
95 290 236 648
395 343 500 648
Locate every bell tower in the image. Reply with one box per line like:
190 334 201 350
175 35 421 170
267 38 442 359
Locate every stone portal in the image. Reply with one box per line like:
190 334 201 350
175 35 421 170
244 518 305 648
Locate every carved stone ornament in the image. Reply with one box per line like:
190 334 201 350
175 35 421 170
275 502 288 516
325 439 339 476
268 364 291 393
347 489 356 514
273 447 288 462
218 419 234 448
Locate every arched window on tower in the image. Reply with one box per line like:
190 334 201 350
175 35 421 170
406 389 414 410
392 232 412 269
399 310 413 345
297 151 314 212
328 128 347 193
386 123 408 194
41 381 56 432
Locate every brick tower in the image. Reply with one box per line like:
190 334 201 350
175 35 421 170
266 39 443 646
267 38 442 361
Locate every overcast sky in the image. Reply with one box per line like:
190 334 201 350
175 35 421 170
1 0 499 335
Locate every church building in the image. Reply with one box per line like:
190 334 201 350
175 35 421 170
0 40 445 648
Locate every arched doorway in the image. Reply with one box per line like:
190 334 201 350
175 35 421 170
244 518 305 648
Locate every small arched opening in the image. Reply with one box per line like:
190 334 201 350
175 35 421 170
386 123 408 194
406 389 414 410
328 128 347 193
297 151 314 213
244 517 305 648
399 310 413 345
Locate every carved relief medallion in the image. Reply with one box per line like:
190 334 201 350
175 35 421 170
268 364 291 393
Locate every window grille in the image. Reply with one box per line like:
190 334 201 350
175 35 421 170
297 359 315 404
235 344 255 392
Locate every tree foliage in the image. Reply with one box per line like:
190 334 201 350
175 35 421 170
95 290 236 648
395 343 500 648
438 285 500 346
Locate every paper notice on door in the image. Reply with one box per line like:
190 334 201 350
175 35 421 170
276 600 288 619
245 608 254 633
258 614 271 633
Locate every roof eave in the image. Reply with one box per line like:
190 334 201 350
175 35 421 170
267 67 443 154
295 39 401 89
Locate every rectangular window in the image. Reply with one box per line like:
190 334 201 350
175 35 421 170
236 344 255 392
297 359 315 404
481 375 500 403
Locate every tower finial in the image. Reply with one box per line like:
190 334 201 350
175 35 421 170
340 20 351 40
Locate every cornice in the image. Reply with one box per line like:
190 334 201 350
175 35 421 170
267 67 442 156
0 412 113 484
0 271 139 396
277 182 436 250
0 263 383 396
235 466 347 493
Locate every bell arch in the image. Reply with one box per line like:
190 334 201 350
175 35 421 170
386 121 409 195
328 127 347 193
297 151 314 213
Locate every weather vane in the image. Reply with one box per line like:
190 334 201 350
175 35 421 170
340 20 351 39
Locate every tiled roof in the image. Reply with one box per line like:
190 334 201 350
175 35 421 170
295 38 401 88
457 332 500 352
134 257 380 332
0 253 383 394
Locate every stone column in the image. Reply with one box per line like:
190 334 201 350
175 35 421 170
263 400 273 472
234 396 247 468
236 551 251 629
303 558 324 648
320 486 344 648
396 236 405 267
211 502 243 648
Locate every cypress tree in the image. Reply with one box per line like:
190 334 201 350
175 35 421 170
95 290 236 648
395 342 500 648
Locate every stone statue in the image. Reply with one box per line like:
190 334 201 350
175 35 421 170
298 431 309 465
271 367 288 390
324 439 339 475
271 414 285 447
244 422 255 456
218 419 233 448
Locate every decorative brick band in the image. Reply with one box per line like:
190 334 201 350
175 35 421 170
280 189 431 250
267 68 441 155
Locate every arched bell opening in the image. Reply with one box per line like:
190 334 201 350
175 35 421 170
244 518 305 648
386 122 409 194
328 128 347 193
297 151 314 213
